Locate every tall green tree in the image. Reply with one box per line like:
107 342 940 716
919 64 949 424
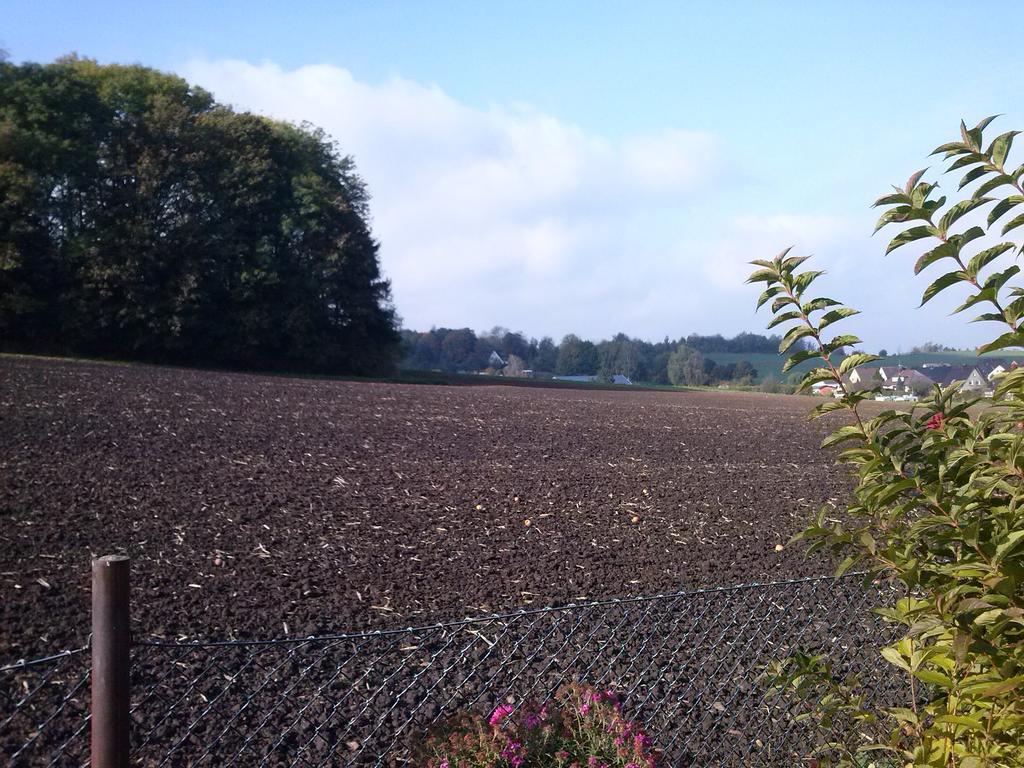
666 343 706 386
0 57 399 374
555 334 599 375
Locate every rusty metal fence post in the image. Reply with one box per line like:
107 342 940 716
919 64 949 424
92 555 130 768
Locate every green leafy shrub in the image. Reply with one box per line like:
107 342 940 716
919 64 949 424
749 117 1024 767
417 683 659 768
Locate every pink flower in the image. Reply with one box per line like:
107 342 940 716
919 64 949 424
524 712 541 729
501 740 523 760
489 703 515 726
580 703 591 715
439 762 449 768
926 412 945 430
588 757 599 768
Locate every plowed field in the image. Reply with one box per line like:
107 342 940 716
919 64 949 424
0 356 850 658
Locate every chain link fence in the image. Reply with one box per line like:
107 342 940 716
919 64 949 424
2 574 905 767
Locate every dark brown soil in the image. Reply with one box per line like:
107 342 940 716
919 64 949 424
0 355 850 659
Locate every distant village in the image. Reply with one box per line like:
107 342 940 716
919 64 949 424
810 360 1020 401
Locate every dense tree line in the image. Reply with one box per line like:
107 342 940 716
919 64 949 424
400 328 785 385
683 332 785 354
0 58 399 374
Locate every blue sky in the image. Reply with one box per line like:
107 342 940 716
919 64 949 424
6 1 1024 351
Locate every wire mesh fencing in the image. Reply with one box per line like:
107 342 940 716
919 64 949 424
0 648 91 766
2 574 907 767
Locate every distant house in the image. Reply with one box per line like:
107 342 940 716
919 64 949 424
976 360 1017 381
879 365 934 395
810 381 838 397
847 367 868 386
842 367 880 391
920 364 987 392
611 374 633 385
488 351 506 368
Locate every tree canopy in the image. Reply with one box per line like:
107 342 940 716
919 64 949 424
0 57 399 374
399 327 770 385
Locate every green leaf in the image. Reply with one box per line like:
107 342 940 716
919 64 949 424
1001 210 1024 235
818 307 859 331
988 130 1019 166
808 400 847 419
914 241 959 275
821 334 861 355
933 142 967 157
995 530 1024 563
904 167 928 194
779 325 815 354
982 264 1020 292
933 715 985 731
873 205 912 233
746 268 777 284
834 555 857 577
873 190 909 207
954 288 995 316
964 115 999 150
994 367 1024 398
881 646 911 672
957 165 990 190
800 297 842 314
797 368 839 393
792 270 825 294
839 353 880 374
913 669 953 688
766 310 802 329
920 270 969 307
947 152 985 172
782 347 820 373
885 225 938 255
987 195 1024 227
978 330 1024 354
755 285 783 309
821 425 865 448
973 173 1015 199
966 242 1015 276
938 197 992 233
980 676 1024 696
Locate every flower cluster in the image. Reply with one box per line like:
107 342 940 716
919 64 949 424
418 683 658 768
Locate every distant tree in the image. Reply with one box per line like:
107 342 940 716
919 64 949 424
597 333 640 381
759 376 782 393
402 330 443 369
733 360 758 384
910 341 956 354
556 334 599 375
879 348 889 357
532 336 558 371
666 344 707 386
440 328 480 370
502 354 526 377
501 331 530 361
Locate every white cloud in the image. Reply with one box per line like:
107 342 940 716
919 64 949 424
182 59 727 339
180 59 998 351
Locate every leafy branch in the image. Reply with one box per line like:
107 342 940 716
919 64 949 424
750 117 1024 768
